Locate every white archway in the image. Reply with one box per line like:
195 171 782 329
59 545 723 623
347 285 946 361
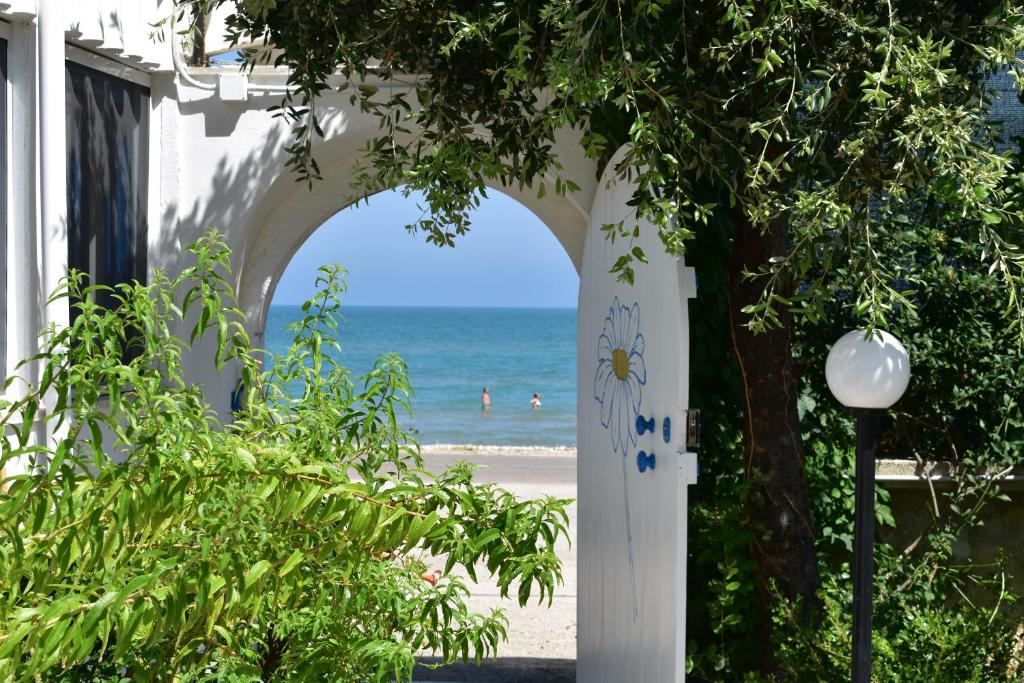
164 76 599 423
233 126 595 342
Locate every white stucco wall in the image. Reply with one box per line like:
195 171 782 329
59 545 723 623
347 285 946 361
0 2 601 421
160 68 599 416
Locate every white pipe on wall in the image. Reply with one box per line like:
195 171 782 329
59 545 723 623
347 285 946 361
6 19 38 390
38 0 68 332
3 19 41 476
170 12 215 92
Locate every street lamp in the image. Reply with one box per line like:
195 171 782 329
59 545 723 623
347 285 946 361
825 329 910 683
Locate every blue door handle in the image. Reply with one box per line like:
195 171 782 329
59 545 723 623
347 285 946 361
636 414 655 436
636 450 656 473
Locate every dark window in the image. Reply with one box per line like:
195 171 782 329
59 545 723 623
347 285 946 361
65 62 149 314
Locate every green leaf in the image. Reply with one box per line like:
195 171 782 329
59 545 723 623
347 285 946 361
280 549 304 577
245 559 272 586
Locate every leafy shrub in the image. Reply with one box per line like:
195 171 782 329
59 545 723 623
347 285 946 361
0 233 569 681
773 555 1020 683
775 215 1024 681
685 204 1024 679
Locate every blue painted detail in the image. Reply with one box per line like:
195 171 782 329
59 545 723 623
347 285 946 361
636 450 656 473
636 414 655 436
594 298 647 457
593 297 648 621
663 416 671 443
230 380 246 414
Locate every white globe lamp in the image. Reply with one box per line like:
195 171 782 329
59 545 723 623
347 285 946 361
825 328 910 683
825 329 910 410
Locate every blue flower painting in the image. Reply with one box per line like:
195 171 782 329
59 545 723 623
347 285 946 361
593 296 647 619
594 297 647 456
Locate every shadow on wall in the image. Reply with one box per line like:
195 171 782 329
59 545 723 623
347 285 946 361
155 88 369 286
151 87 366 420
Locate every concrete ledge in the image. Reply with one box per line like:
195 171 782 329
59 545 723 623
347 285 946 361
876 459 1024 488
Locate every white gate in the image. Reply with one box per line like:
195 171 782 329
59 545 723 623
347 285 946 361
577 147 698 682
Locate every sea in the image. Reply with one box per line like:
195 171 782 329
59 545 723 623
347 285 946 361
264 306 577 447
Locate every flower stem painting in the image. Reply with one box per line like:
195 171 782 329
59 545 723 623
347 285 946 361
594 297 647 618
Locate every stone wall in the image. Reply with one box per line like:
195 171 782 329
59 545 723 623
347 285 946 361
878 459 1024 616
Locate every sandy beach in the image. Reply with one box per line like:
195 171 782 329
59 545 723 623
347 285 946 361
421 444 577 458
415 448 578 682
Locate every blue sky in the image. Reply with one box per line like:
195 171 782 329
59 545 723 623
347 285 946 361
272 188 580 308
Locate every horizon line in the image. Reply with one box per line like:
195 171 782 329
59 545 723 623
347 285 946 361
269 302 579 310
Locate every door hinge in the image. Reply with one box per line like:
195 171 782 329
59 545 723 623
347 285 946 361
685 409 701 450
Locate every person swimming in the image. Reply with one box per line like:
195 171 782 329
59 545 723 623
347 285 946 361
482 387 491 410
531 392 542 409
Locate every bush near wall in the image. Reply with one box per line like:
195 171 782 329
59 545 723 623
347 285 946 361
686 203 1024 680
0 234 569 682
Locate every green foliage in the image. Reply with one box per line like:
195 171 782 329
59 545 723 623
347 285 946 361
682 207 764 680
683 199 1024 679
0 233 569 681
773 554 1020 682
187 0 1024 333
163 1 1024 675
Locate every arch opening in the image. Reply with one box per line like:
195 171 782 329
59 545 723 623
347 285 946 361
266 185 580 449
233 129 591 341
259 185 581 666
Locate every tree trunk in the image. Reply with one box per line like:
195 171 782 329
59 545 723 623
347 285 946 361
190 10 210 67
728 211 821 671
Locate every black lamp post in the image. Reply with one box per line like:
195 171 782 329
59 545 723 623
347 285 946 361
825 329 911 683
